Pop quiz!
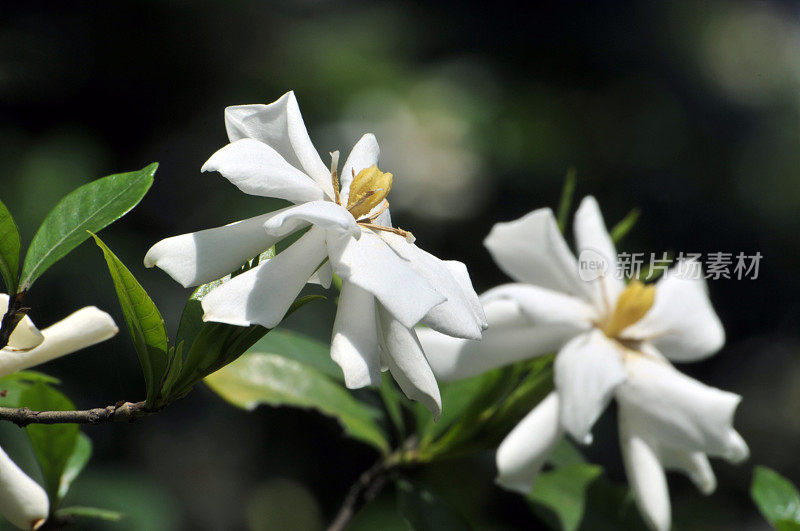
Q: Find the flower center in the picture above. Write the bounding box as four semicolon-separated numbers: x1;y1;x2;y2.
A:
601;280;655;338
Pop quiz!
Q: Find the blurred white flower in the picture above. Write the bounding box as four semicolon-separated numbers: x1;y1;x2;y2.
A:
144;91;486;417
418;197;748;530
0;294;118;530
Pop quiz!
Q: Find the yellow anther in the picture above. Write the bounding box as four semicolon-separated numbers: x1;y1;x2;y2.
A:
347;165;393;219
602;280;655;338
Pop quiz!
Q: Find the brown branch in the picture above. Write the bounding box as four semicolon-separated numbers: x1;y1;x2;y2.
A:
327;458;396;531
0;291;28;350
0;401;150;428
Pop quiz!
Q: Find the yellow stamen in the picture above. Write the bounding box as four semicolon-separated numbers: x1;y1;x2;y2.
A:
602;280;655;338
347;165;393;219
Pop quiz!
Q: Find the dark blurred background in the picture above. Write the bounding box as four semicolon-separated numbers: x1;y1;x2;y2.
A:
2;1;799;529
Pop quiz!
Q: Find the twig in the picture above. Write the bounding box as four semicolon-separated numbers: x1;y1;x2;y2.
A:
0;291;28;350
327;456;399;531
0;401;150;427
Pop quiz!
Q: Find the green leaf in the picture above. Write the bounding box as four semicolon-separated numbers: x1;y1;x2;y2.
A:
610;208;640;244
751;466;800;527
20;163;157;290
777;520;800;531
58;433;92;502
0;199;21;293
557;167;577;233
247;328;342;381
55;506;124;522
379;373;406;441
91;233;168;407
528;463;603;531
396;478;470;530
205;351;389;453
21;382;79;507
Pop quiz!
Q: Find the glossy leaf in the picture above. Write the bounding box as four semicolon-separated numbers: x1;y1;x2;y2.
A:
247;328;341;381
20;163;157;289
528;463;603;531
396;478;470;531
92;233;168;407
751;466;800;528
0;199;21;293
205;351;389;453
21;382;79;506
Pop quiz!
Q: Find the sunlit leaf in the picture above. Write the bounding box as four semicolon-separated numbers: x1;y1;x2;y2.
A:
205;351;389;453
19;163;157;290
396;478;470;530
0;199;21;293
21;382;79;506
528;463;603;531
751;466;800;528
247;328;341;381
91;233;168;407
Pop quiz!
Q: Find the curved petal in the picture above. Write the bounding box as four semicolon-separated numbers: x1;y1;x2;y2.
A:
573;196;624;307
224;91;334;198
481;284;597;328
554;330;626;444
379;233;484;340
0;294;43;350
201;227;327;328
327;229;444;329
0;446;49;530
376;304;441;419
331;281;381;388
496;392;563;494
0;307;118;378
619;413;671;531
621;265;725;362
420;294;584;381
202;138;325;203
263;200;359;239
144;210;287;288
616;354;749;462
442;261;488;329
308;260;332;289
659;445;716;495
340;134;380;203
484;208;594;302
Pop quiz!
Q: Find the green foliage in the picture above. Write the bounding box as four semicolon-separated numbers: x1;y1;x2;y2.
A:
19;163;157;290
396;478;470;530
751;466;800;529
0;199;21;293
557;167;577;233
529;463;603;531
610;208;640;244
205;349;389;453
92;233;168;408
55;506;124;522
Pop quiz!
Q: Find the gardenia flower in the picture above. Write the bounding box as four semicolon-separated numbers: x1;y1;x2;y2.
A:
417;197;748;531
144;91;486;417
0;294;118;530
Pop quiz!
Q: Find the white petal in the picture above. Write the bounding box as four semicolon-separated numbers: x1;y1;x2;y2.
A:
144;210;286;288
617;354;748;461
619;414;671;531
554;330;626;444
376;305;441;419
573;196;624;306
484;208;594;302
340;133;380;202
442;261;488;329
420;294;583;381
0;294;43;350
224;91;334;198
481;284;597;328
621;266;725;362
201;227;327;328
263;201;359;239
379;233;484;340
0;446;48;530
202;138;325;203
496;392;563;494
658;445;717;495
307;260;332;288
331;281;381;388
326;229;445;329
0;307;118;378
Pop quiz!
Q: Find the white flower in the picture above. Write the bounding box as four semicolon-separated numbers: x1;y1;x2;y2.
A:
417;197;748;530
0;294;118;530
144;91;486;417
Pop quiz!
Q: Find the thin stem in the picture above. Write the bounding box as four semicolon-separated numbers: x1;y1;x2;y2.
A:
0;401;150;427
327;453;401;531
